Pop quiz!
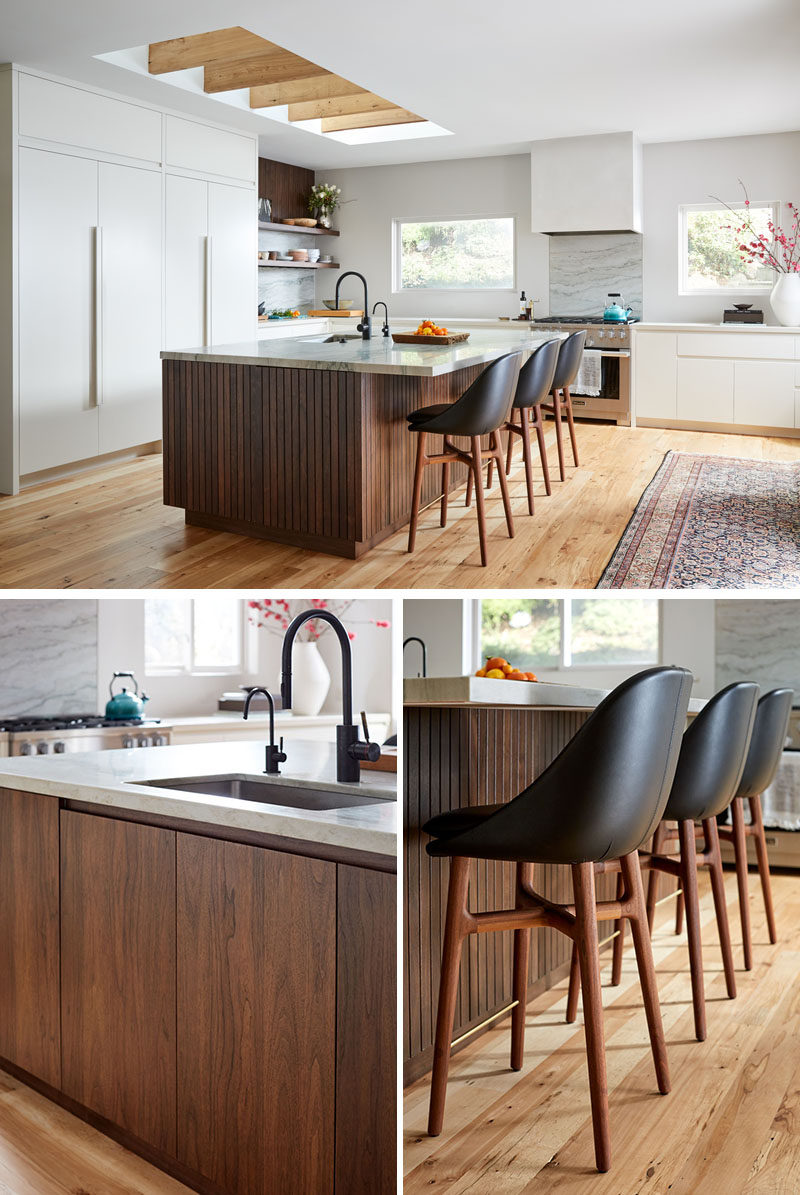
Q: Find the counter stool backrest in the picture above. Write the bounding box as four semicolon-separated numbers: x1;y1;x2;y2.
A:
552;329;587;391
665;683;759;823
427;666;693;864
513;338;561;410
412;351;523;438
735;688;793;799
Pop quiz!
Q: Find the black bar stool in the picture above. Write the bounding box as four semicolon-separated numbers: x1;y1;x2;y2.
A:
540;329;586;482
406;351;522;567
423;666;693;1173
572;683;759;1044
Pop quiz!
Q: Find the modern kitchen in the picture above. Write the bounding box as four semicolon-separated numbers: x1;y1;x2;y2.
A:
0;8;798;589
0;594;397;1194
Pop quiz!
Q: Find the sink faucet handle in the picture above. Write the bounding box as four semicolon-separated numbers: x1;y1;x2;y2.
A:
360;710;370;740
350;739;381;764
278;735;286;760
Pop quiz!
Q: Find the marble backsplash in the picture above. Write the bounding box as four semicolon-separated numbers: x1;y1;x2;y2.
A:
715;601;800;695
0;600;98;715
257;227;323;313
548;233;643;319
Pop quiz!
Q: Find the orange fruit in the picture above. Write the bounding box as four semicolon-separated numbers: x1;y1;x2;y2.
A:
475;667;487;677
485;657;507;671
524;672;538;682
485;668;505;679
507;671;526;681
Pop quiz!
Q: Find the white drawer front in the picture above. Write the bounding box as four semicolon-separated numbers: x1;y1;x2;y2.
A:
677;332;795;360
676;358;734;423
19;74;162;162
165;116;256;183
733;361;796;428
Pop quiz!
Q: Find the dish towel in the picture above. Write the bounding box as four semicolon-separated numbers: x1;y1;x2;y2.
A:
759;750;800;830
572;349;602;397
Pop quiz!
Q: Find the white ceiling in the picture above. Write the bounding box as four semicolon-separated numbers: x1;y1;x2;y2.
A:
2;0;799;169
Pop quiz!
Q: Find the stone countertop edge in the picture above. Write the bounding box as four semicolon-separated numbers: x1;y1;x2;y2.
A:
403;676;706;713
634;322;799;333
0;740;397;858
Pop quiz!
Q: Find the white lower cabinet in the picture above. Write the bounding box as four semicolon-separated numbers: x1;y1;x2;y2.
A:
676;357;734;424
733;360;796;428
634;331;677;420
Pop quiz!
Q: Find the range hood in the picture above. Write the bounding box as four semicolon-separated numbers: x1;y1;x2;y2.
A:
531;132;643;235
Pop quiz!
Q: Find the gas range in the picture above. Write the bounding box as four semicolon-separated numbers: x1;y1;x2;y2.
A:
0;714;173;757
532;315;638;349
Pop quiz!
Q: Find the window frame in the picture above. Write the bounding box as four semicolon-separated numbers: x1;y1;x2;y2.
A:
391;213;517;294
678;199;780;297
144;597;256;678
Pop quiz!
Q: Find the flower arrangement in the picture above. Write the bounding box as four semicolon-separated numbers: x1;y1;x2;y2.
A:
308;182;342;216
712;182;799;274
247;598;390;642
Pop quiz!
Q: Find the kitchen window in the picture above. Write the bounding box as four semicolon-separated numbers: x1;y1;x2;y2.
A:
144;597;249;676
478;597;659;673
679;201;779;294
392;216;515;291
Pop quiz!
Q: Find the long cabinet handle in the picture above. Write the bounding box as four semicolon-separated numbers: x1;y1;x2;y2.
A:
94;226;103;406
204;234;212;347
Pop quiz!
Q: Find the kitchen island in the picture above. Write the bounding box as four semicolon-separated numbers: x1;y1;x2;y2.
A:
0;740;396;1194
161;328;557;559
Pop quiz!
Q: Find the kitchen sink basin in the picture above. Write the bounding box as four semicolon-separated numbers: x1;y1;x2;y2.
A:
300;334;364;344
132;774;386;811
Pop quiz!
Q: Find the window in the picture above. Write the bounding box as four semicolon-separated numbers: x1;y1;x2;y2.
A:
479;597;659;672
145;597;246;675
393;217;515;291
680;201;778;294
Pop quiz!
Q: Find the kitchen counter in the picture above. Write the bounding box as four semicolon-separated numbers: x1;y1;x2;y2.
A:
404;675;706;711
0;738;397;858
636;321;799;333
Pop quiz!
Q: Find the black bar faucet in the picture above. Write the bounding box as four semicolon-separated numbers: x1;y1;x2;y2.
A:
281;609;380;783
243;687;287;774
372;300;390;337
403;636;428;677
335;271;371;340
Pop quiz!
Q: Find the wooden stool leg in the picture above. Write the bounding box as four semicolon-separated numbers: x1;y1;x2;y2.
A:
552;390;566;482
465;457;473;508
428;856;470;1137
704;818;736;999
620;852;670;1094
731;797;753;970
678;819;706;1042
675;886;684;935
491;430;515;539
566;941;580;1023
407;432;427;553
564;386;580;467
646;822;667;931
511;861;533;1070
486;456;494;490
750;795;777;944
572;861;611;1173
440;461;450;527
505;412;517;475
611;871;625;986
520;408;535;516
533;405;552;496
470;437;489;567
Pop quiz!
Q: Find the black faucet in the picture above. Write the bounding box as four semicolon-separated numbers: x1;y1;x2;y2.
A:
281;609;380;782
403;635;428;677
335;270;371;340
243;687;287;775
372;300;390;337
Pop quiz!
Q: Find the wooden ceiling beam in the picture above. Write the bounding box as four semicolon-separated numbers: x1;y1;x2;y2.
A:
321;108;425;132
203;48;328;93
288;92;402;122
250;76;366;109
149;27;263;74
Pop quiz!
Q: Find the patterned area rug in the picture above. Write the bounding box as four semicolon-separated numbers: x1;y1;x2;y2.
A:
598;450;800;589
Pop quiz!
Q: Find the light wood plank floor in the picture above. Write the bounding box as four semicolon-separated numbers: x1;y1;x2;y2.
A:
2;426;798;589
0;1070;192;1194
404;869;800;1192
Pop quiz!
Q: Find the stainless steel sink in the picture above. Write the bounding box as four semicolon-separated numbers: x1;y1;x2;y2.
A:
132;774;385;811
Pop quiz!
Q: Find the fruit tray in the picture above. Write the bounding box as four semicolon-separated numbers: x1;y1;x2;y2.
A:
392;332;470;346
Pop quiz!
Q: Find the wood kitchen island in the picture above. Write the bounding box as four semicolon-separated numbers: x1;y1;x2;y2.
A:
161;329;554;559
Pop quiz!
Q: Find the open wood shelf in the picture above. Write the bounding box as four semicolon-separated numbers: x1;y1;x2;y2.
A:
258;221;340;236
258;260;340;269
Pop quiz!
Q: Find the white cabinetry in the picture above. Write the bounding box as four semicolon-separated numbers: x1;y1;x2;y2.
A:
165;116;255;184
165;174;208;352
18;73;162;163
633;331;677;420
676;358;734;424
734;361;796;428
208;183;256;345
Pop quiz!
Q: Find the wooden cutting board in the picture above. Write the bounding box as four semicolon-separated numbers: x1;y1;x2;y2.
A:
307;309;363;318
360;746;397;773
392;332;470;345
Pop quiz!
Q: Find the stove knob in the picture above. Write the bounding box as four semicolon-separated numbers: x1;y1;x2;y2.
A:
137;735;150;748
36;741;50;755
122;735;135;749
19;741;33;756
607;329;616;339
598;330;605;338
153;734;168;747
53;741;66;754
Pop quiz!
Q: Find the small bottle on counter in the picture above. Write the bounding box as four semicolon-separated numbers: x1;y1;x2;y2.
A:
526;296;535;320
519;290;527;317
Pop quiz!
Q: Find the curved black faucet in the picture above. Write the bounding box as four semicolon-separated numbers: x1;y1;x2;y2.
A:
372;300;390;337
281;609;380;782
403;636;428;677
243;686;287;774
335;271;371;340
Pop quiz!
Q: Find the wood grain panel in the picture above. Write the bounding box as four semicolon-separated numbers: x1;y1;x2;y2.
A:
176;835;336;1195
403;706;618;1084
0;789;61;1089
258;156;314;219
251;76;365;109
60;811;177;1154
336;865;397;1195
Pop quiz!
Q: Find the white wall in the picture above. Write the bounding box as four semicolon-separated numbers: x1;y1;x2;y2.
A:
642;131;800;324
402;599;474;678
316;154;549;320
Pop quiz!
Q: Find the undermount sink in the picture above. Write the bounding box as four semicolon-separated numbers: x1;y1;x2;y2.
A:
132;774;385;811
300;334;364;344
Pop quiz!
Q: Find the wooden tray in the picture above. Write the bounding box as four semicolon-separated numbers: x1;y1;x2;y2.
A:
392;332;470;346
307;309;363;318
360;746;397;774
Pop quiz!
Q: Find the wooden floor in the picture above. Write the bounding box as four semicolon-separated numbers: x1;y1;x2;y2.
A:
0;1070;192;1194
404;869;800;1193
2;425;798;589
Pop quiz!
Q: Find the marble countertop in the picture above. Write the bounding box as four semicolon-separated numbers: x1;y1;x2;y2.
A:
0;740;397;858
404;676;706;712
161;328;563;377
635;322;799;334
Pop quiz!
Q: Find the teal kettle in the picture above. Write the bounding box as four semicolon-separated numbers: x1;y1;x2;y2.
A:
106;671;149;720
603;293;633;322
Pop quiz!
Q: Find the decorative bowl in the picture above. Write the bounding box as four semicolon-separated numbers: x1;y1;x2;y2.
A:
288;249;309;261
294;218;318;227
733;303;753;311
323;299;354;309
307;249;321;262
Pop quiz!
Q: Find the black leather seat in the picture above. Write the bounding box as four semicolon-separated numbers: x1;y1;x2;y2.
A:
423;666;693;1173
502;337;561;512
719;687;793;968
406;351;522;567
540;329;586;482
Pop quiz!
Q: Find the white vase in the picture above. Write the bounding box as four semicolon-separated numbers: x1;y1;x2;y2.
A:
285;640;330;717
769;272;800;327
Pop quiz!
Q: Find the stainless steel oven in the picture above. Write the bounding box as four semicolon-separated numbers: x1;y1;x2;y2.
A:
533;318;632;426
